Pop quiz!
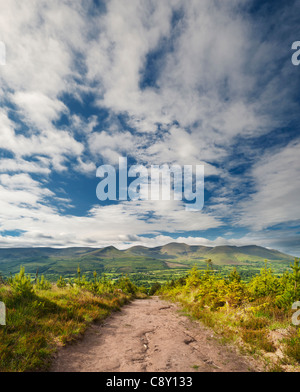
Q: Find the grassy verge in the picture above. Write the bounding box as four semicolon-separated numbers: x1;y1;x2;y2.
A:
0;269;146;372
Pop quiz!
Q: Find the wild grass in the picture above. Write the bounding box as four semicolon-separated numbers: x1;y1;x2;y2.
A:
0;268;144;372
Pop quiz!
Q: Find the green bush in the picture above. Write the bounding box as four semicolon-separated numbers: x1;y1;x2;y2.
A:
56;276;67;288
149;282;161;296
35;275;52;290
248;262;281;298
284;333;300;363
9;267;34;298
116;276;137;294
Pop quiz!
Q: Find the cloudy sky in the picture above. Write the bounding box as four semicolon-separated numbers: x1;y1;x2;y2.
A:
0;0;299;255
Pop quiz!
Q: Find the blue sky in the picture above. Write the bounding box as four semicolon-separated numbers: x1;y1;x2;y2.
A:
0;0;299;255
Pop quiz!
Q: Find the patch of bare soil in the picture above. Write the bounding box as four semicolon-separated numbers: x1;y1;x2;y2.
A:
49;297;260;372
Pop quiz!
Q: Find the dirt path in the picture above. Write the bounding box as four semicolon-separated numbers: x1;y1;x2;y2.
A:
50;297;257;372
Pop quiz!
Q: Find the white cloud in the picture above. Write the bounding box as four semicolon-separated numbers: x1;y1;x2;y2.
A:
88;130;139;164
0;0;298;252
0;170;221;247
0;158;51;175
0;0;87;171
83;0;296;174
75;158;97;175
236;140;300;230
0;109;83;171
12;91;68;129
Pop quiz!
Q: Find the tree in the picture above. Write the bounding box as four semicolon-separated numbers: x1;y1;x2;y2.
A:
77;265;81;281
206;259;213;271
291;258;300;299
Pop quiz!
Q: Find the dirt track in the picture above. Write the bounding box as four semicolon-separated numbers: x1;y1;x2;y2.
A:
50;297;257;372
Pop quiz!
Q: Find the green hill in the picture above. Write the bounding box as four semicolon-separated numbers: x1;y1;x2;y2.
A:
0;243;295;280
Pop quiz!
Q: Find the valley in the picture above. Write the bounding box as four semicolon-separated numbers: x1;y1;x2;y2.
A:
0;243;295;287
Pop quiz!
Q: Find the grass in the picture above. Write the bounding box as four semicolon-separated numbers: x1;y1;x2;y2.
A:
283;331;300;364
0;284;133;372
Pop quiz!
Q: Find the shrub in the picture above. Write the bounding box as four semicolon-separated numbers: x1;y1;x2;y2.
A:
241;329;276;353
9;267;34;298
276;258;300;308
227;267;241;283
149;282;161;296
116;276;137;294
57;276;67;288
283;334;300;363
35;275;52;290
248;262;281;298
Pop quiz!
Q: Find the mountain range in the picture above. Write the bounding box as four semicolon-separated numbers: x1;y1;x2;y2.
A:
0;242;295;278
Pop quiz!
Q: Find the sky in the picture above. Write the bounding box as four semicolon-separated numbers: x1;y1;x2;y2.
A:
0;0;299;255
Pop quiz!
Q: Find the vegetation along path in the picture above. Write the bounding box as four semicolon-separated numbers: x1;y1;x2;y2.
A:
50;297;257;372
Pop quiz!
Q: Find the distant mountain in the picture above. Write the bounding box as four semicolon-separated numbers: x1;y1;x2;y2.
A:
0;243;295;278
129;242;294;265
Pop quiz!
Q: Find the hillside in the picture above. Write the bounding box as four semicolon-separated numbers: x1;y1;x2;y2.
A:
0;243;295;280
